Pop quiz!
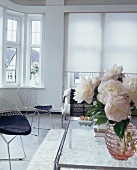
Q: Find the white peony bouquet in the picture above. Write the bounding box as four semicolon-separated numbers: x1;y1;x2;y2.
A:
74;64;137;139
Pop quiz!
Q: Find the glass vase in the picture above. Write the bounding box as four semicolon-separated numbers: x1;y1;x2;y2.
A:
105;123;137;160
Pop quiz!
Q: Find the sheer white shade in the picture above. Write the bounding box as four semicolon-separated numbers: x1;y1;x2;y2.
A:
67;50;101;72
66;13;137;73
103;13;137;73
66;13;102;72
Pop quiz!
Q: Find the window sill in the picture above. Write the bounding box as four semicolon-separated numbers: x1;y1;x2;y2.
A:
0;85;45;89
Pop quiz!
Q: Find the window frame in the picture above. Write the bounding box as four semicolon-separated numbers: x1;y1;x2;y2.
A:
4;14;21;87
26;15;43;87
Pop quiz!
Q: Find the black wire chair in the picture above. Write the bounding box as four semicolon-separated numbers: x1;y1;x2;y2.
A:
17;86;54;136
0;98;31;170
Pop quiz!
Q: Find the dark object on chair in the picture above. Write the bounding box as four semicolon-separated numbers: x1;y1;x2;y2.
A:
0;98;31;170
70;89;92;116
17;86;54;136
61;88;92;127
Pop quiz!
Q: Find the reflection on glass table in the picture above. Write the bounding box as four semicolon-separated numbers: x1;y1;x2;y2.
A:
54;117;137;170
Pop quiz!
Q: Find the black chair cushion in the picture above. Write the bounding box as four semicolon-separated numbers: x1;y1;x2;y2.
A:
34;105;52;111
0;115;31;135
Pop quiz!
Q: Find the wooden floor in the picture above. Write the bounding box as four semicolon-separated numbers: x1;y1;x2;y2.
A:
0;113;67;170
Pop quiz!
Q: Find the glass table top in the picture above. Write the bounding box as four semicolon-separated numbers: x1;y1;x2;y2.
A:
54;117;137;170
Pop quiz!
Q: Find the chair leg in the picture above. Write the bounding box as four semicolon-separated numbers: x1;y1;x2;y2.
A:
19;136;26;159
0;134;27;170
49;111;54;129
33;110;54;136
32;111;40;136
61;114;64;128
7;140;12;170
37;112;40;136
31;114;34;127
26;110;40;136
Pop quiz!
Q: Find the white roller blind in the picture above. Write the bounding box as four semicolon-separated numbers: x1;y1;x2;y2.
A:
66;13;102;72
103;13;137;73
66;13;137;73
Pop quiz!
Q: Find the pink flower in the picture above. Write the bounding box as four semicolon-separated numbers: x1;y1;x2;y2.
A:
105;96;132;122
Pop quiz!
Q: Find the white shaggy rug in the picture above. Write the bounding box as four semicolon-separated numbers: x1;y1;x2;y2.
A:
26;128;137;170
26;129;95;170
27;129;64;170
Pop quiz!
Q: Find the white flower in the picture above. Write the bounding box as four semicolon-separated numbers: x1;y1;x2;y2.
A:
103;64;123;81
97;79;126;104
123;76;137;107
73;78;94;104
92;76;100;89
74;64;137;127
105;95;132;122
32;62;39;68
31;62;39;75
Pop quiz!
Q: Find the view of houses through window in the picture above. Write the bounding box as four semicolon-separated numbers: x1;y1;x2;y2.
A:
6;17;19;83
6;47;17;83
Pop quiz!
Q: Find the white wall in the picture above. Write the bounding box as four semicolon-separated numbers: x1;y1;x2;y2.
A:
0;0;137;112
43;6;64;111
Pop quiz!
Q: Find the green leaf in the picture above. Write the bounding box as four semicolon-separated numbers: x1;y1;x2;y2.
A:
130;101;134;107
108;120;116;124
131;107;137;115
85;100;107;125
86;108;105;117
94;86;99;96
95;117;108;125
114;118;130;139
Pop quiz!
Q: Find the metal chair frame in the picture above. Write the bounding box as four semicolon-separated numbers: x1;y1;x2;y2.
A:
0;134;26;170
17;86;54;136
0;98;30;170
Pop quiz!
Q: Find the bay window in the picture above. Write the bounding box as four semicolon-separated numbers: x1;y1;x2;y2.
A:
2;12;43;87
